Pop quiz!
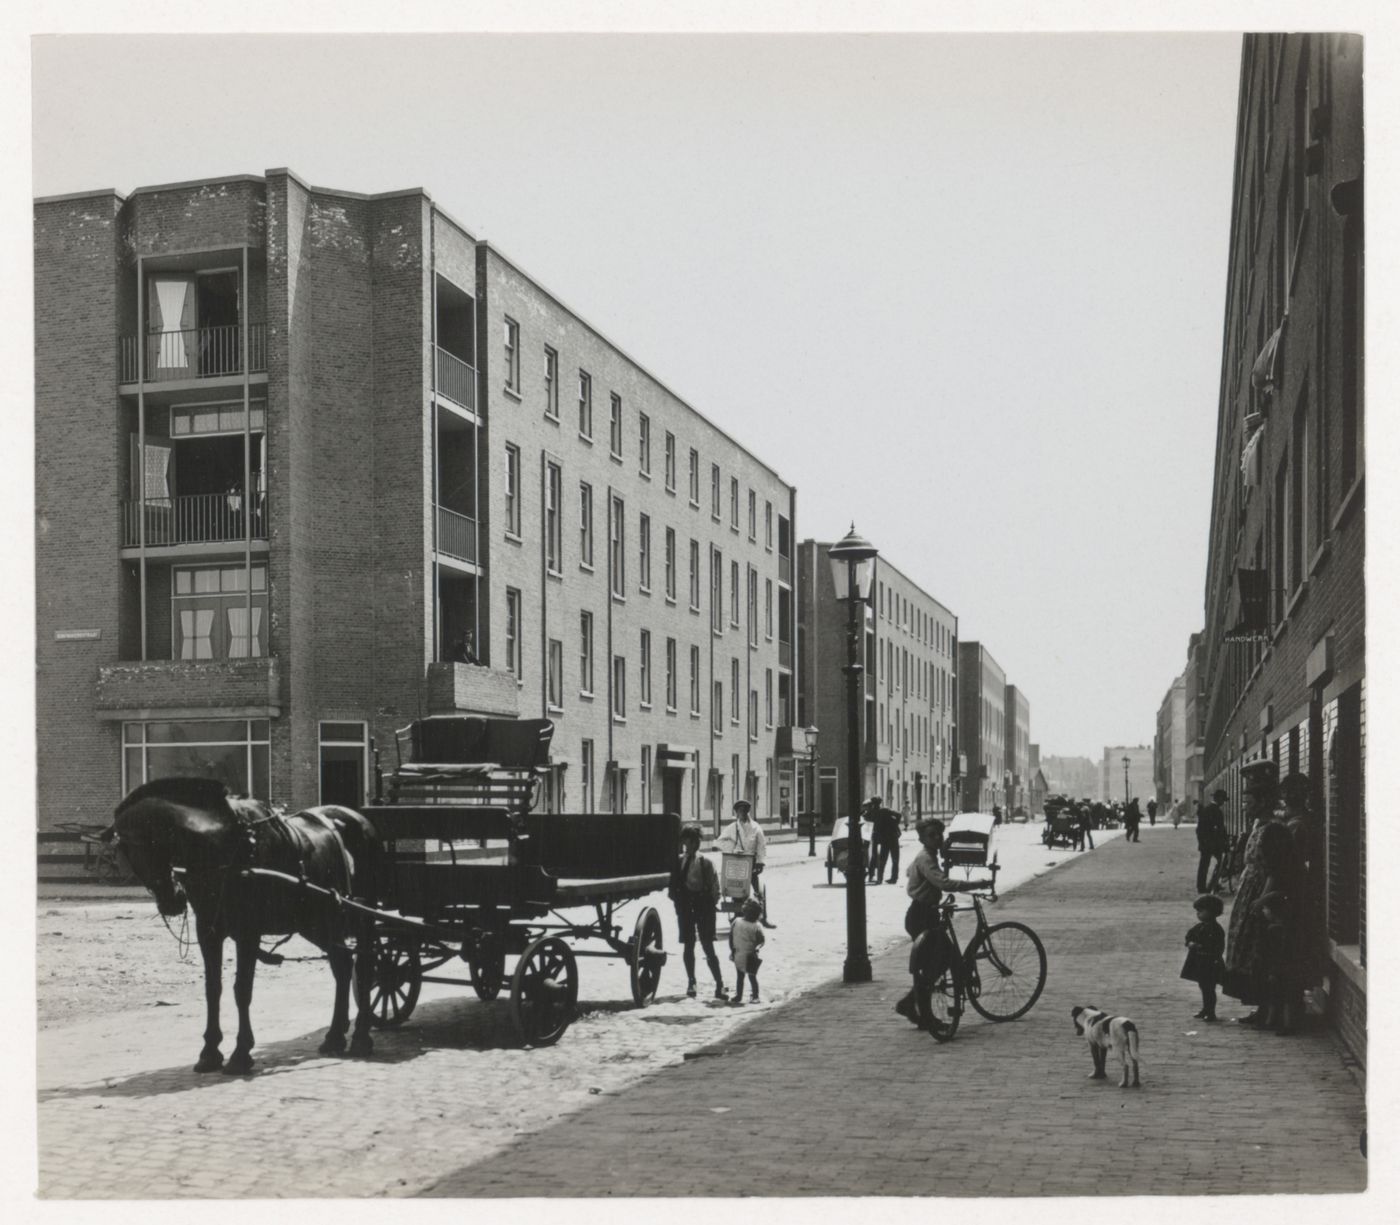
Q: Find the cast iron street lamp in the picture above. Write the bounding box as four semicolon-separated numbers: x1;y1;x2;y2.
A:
805;726;820;857
1122;755;1131;805
828;525;878;984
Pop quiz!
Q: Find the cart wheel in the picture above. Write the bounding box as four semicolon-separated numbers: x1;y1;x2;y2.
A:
469;935;506;1001
630;906;666;1007
912;936;961;1043
965;921;1047;1022
510;936;578;1047
368;934;422;1029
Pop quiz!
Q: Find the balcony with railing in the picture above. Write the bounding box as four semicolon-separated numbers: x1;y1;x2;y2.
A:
436;346;477;412
121;492;269;548
120;325;268;385
437;506;477;564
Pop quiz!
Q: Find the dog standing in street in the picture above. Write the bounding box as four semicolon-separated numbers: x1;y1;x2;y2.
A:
1071;1005;1142;1088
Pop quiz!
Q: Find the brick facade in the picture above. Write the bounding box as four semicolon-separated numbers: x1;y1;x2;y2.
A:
956;641;1005;812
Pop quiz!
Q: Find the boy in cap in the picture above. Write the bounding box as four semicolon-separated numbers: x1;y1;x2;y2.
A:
668;824;729;1000
717;799;775;928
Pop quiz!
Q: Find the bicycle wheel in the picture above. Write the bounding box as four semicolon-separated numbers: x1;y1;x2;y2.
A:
911;936;962;1043
964;921;1046;1022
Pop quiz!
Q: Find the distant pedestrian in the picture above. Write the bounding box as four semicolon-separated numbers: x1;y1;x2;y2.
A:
1181;893;1225;1021
1125;798;1142;842
1075;803;1094;851
1196;789;1229;893
728;898;765;1004
1147;798;1158;826
668;824;729;1001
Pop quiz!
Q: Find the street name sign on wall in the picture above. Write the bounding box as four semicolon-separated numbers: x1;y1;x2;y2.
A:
54;629;101;641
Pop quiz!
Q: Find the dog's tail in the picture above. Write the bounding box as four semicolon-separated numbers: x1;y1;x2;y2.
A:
1122;1019;1141;1064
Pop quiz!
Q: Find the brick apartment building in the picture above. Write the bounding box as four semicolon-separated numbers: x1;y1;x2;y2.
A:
955;641;1004;813
1154;672;1187;808
35;169;798;838
1182;631;1205;808
1002;683;1030;817
1198;34;1364;1062
795;544;958;826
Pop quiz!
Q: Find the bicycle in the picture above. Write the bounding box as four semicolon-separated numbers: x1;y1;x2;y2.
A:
1209;837;1244;896
58;820;139;885
911;868;1048;1042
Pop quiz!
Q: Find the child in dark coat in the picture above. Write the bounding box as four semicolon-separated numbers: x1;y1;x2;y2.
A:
1181;893;1225;1021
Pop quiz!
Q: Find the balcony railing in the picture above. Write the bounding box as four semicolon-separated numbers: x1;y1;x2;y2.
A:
121;491;269;548
778;553;792;584
437;506;477;564
436;346;477;411
120;325;268;384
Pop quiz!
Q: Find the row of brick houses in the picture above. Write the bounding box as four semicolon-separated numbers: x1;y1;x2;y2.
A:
1170;33;1364;1064
33;167;1030;852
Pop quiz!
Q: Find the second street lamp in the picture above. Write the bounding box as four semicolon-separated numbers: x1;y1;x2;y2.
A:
1122;755;1131;805
828;525;878;984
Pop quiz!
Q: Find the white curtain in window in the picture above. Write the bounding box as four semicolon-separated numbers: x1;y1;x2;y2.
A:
179;609;215;659
226;606;264;658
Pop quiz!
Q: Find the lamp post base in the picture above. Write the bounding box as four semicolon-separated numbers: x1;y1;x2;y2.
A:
842;956;873;984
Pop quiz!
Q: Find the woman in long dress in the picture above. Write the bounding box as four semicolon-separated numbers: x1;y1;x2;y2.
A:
1222;762;1289;1023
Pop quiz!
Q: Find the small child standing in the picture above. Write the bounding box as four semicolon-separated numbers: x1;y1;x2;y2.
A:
1180;893;1226;1021
729;898;765;1004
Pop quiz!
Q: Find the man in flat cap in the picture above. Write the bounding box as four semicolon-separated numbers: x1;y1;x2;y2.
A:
1196;787;1230;893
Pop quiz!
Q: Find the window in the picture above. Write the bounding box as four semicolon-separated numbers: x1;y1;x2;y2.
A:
730;559;740;626
503;317;520;394
690;646;701;714
173;563;268;660
731;658;741;722
641;745;652;813
765;579;773;639
504;444;521;536
579;482;594;568
610;392;623;458
123;719;270;799
548;639;564;709
639;412;651;475
666;637;678;710
765;501;773;549
730;477;739;529
711;550;723;631
664;527;677;601
665;431;676;492
748;568;758;644
748;490;756;540
545;462;562;574
713;681;723;732
689;449;700;505
640;630;652;706
319;721;368;808
639;513;652;592
544;346;559;419
689;539;701;610
749;690;758;740
613;655;627;720
765;669;773;727
610;495;626;597
711;464;721;519
505;587;521;680
581;739;594;813
580;611;594;695
578;370;592;438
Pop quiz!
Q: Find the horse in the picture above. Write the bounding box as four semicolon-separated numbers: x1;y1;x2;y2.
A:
107;777;381;1075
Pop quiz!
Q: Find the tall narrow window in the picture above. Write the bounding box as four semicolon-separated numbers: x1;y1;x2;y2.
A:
664;527;677;601
765;501;773;549
665;431;676;492
689;449;700;506
765;578;773;639
545;461;562;575
610;495;626;597
748;567;758;644
690;645;701;713
579;482;594;568
641;745;652;813
749;690;758;740
730;477;739;529
639;513;652;592
504;444;521;536
689;539;701;610
711;550;723;631
639;412;651;475
503;317;520;393
548;638;564;709
610;392;623;458
765;668;773;727
748;490;756;540
640;630;652;706
505;587;521;680
666;637;678;710
612;655;627;720
731;658;740;722
578;370;592;438
581;739;594;813
711;464;721;519
543;346;559;419
730;559;740;626
713;681;723;732
580;611;594;695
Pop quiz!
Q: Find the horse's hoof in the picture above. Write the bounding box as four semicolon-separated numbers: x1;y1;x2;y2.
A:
318;1034;347;1056
223;1053;255;1076
349;1035;374;1058
194;1052;224;1074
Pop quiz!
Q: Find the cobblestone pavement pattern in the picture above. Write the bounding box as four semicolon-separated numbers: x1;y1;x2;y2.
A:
425;829;1366;1197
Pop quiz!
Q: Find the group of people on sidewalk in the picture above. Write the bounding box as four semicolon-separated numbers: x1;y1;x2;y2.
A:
1181;760;1320;1034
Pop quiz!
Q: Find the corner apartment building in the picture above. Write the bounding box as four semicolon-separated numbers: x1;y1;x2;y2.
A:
1002;684;1030;816
796;545;957;824
1154;673;1187;807
1102;745;1153;806
34;169;798;837
1198;34;1364;1061
956;641;1004;812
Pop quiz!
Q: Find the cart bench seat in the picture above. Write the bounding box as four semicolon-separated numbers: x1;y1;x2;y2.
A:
362;805;517;843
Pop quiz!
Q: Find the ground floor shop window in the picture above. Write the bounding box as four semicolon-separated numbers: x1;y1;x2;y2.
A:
123;718;270;799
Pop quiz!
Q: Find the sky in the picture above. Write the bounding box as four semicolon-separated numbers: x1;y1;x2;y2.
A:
2;25;1320;762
